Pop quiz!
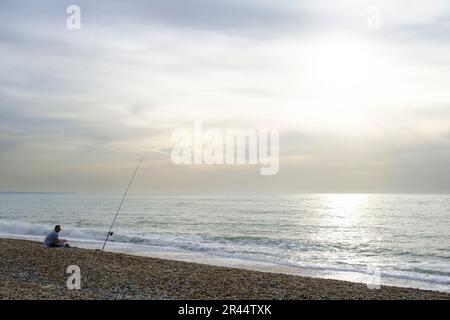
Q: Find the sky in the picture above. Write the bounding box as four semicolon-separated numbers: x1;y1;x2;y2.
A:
1;0;450;194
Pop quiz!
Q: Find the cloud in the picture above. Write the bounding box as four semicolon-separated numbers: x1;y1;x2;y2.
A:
0;0;450;193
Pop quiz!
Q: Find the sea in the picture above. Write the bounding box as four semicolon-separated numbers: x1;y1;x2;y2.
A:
0;193;449;292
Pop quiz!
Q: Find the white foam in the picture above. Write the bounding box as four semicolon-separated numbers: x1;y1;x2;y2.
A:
0;219;96;240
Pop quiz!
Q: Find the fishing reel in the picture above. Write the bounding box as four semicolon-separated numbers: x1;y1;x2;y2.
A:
107;231;114;237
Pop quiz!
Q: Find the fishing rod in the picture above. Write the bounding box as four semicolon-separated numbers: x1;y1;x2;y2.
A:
101;152;146;252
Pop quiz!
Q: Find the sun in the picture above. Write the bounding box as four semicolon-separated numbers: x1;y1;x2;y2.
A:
278;34;391;132
305;35;385;99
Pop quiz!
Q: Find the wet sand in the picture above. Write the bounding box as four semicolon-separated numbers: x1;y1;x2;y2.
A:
0;238;449;300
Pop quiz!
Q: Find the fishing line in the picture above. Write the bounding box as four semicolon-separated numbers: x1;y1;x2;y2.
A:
101;152;146;252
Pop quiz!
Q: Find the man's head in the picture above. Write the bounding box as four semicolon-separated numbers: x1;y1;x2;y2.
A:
55;225;61;233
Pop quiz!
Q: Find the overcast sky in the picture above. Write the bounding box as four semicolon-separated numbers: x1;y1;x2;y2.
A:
1;0;450;194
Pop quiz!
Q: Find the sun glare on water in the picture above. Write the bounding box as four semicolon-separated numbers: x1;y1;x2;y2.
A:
326;194;369;227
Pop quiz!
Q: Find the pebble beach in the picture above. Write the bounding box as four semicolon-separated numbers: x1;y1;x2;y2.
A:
0;238;449;300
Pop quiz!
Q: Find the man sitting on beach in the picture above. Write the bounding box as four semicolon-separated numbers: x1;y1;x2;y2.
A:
44;225;70;248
